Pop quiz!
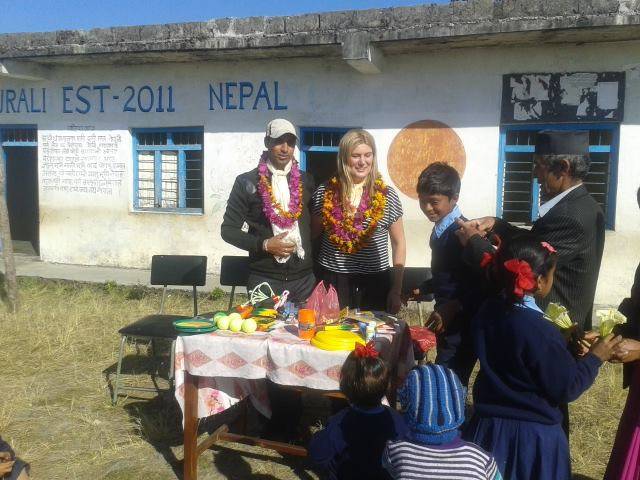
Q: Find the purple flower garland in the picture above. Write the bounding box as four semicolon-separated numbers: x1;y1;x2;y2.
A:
257;151;303;229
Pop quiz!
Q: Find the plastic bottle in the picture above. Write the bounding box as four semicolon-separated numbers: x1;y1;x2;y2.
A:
297;308;316;340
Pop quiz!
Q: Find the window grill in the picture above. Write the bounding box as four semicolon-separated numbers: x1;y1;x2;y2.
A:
137;132;167;146
1;127;37;145
499;125;617;228
185;150;204;209
137;152;156;208
173;132;203;146
303;130;343;148
133;128;204;212
161;151;178;208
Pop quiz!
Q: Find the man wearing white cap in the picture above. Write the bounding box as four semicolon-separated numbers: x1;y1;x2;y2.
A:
221;118;316;303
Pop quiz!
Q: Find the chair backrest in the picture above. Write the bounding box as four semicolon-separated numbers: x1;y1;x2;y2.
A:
220;256;250;288
150;255;207;287
402;267;434;300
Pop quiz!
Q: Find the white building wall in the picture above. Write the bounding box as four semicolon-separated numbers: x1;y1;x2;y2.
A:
1;41;639;303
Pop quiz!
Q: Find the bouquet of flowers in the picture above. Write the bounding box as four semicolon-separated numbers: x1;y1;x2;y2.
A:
545;302;590;354
545;303;573;331
596;309;627;337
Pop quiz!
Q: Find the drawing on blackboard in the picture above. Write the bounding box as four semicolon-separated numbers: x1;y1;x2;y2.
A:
502;72;625;123
510;75;549;120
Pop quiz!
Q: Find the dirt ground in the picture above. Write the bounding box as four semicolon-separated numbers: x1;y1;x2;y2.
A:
0;278;628;479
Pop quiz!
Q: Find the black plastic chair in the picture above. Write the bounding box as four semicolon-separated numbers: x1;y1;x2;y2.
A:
220;255;251;311
402;267;434;323
112;255;207;405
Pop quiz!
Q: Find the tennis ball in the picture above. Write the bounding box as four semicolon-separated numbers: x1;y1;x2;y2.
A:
242;318;257;333
216;315;230;330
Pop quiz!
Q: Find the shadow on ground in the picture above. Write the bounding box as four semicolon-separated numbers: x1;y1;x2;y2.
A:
212;444;317;480
118;387;314;480
123;394;185;478
102;339;335;479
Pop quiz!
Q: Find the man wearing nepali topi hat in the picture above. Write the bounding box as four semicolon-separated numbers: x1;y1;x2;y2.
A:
456;131;605;441
457;130;605;332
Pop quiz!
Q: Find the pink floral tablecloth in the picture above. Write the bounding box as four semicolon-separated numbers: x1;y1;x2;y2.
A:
174;323;413;421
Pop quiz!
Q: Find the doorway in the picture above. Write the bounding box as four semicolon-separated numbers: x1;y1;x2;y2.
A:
300;127;354;186
1;127;39;256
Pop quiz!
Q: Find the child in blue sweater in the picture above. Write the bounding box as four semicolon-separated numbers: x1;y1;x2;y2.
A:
383;364;501;480
309;342;408;480
414;162;481;385
464;234;621;480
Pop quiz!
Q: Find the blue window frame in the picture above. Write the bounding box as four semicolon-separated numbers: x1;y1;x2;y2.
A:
299;127;355;185
497;123;619;229
0;126;38;148
0;125;38;174
132;127;204;213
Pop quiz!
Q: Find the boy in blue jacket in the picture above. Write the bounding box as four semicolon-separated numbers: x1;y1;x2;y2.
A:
413;162;481;385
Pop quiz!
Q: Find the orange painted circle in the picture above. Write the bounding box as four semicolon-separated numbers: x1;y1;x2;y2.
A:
387;120;466;199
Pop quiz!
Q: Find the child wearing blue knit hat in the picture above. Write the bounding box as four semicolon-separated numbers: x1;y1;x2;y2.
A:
383;364;502;480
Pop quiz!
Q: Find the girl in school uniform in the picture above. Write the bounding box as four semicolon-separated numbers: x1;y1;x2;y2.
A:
309;342;408;480
463;234;622;480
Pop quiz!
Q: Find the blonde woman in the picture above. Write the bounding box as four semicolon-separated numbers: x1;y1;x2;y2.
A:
311;129;406;314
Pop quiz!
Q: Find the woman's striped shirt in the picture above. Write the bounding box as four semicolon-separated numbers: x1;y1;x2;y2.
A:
382;439;501;480
311;182;403;274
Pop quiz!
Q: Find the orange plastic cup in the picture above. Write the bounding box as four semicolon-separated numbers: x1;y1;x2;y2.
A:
297;309;316;340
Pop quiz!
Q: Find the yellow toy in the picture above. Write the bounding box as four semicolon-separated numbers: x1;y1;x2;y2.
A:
311;330;366;351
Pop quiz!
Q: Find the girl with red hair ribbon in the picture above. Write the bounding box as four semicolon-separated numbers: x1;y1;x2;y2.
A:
309;341;407;480
465;234;622;480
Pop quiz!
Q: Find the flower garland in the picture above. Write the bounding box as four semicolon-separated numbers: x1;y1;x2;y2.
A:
322;176;387;254
257;151;303;229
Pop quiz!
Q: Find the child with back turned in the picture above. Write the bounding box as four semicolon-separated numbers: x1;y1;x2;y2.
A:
309;342;408;480
464;234;622;479
383;364;501;479
414;162;480;385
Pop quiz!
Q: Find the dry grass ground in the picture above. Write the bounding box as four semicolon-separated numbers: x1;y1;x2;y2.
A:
0;278;629;479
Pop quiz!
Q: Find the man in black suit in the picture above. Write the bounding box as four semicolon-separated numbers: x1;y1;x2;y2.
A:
457;131;606;437
458;130;605;330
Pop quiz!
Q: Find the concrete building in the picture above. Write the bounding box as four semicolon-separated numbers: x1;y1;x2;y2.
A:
0;0;639;304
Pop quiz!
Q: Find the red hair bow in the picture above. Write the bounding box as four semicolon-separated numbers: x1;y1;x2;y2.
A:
355;341;379;359
541;241;556;254
480;251;495;268
504;259;537;298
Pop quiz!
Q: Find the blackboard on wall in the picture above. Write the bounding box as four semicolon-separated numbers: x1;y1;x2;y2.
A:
501;72;625;124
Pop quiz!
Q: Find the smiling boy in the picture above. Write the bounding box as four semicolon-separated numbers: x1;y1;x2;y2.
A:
414;162;480;386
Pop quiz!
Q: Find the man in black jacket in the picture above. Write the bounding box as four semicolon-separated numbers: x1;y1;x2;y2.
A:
221;119;316;440
221;119;316;303
457;130;605;437
458;130;605;330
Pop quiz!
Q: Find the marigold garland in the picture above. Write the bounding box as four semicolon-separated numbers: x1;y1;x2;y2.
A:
257;151;303;229
321;176;387;254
